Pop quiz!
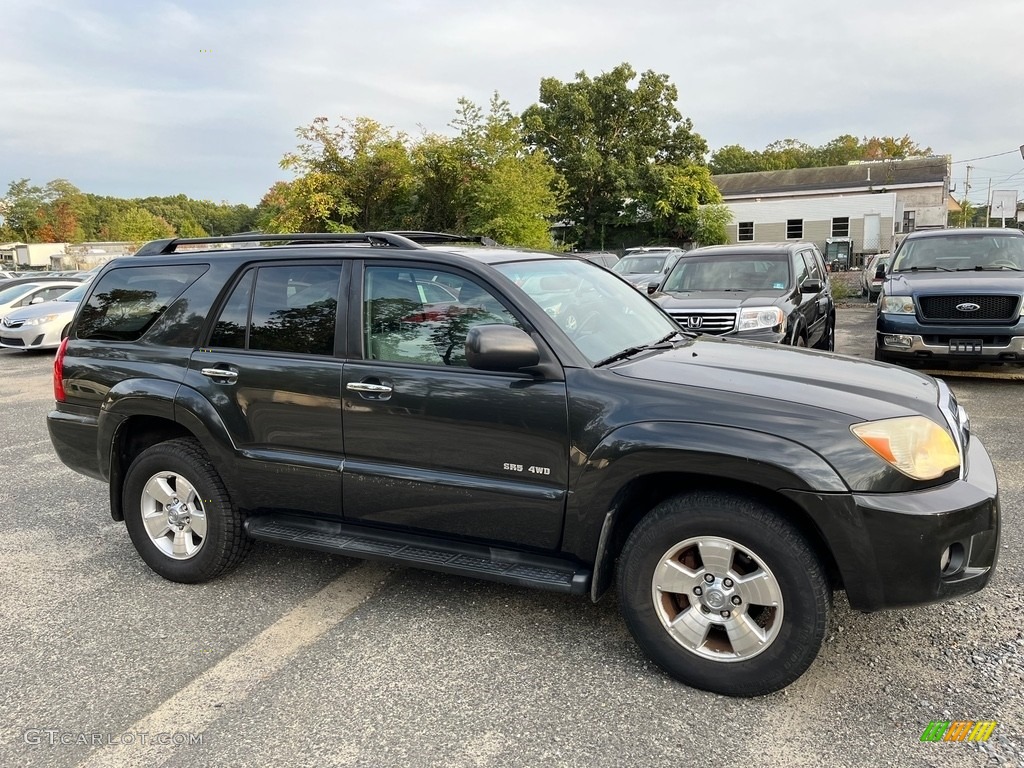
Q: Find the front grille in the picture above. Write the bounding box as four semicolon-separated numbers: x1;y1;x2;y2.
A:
919;294;1019;321
668;311;736;334
1;318;23;329
0;336;24;346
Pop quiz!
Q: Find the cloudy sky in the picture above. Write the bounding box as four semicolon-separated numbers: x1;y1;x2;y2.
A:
3;0;1023;212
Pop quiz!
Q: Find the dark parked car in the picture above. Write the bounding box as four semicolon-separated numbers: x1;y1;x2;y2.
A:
875;228;1024;365
653;242;835;350
48;232;998;697
612;247;685;291
576;251;619;269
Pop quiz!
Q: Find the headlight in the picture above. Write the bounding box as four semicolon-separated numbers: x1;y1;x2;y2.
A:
737;306;786;332
23;314;60;326
851;416;959;480
879;295;915;314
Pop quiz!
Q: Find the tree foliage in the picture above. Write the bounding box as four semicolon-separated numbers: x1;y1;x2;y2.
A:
522;63;711;249
709;134;933;175
0;178;258;243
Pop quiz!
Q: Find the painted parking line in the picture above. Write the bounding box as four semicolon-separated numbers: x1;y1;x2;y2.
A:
75;562;391;768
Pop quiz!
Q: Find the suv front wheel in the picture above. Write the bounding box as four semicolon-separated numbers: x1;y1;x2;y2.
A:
617;492;831;696
123;438;251;583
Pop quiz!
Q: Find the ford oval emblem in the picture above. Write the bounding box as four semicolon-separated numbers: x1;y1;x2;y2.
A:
956;302;981;312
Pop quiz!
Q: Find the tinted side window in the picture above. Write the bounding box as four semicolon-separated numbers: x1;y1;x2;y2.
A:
801;251;822;280
248;265;341;355
210;271;254;349
78;265;207;341
364;266;520;366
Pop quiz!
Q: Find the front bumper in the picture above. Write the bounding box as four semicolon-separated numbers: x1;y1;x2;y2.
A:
786;435;999;612
0;320;65;350
876;312;1024;362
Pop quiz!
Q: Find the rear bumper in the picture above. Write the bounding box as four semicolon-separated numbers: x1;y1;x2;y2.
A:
47;407;104;481
787;435;999;612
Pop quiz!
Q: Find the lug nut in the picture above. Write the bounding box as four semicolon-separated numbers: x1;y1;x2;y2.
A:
703;573;715;583
701;606;710;613
693;586;703;596
723;578;733;588
720;610;731;619
731;595;742;605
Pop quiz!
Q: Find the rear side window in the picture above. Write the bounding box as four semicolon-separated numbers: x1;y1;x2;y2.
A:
77;265;207;342
210;265;342;356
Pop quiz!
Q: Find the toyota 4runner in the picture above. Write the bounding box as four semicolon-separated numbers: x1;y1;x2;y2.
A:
48;232;1000;697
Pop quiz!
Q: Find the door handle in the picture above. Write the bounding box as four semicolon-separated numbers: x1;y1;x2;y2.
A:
346;382;393;394
201;367;239;381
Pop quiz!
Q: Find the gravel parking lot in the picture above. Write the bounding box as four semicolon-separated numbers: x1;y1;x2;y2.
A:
1;309;1020;768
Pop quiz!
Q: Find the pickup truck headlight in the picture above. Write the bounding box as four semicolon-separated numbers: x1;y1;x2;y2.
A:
851;416;959;480
738;306;786;332
879;295;915;314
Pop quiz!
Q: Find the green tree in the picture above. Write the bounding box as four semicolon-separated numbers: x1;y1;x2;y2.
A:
107;206;176;242
452;94;564;249
523;63;709;249
0;178;46;241
278;116;416;231
710;134;933;175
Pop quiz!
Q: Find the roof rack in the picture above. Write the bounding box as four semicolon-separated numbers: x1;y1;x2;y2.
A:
133;232;426;256
390;231;499;247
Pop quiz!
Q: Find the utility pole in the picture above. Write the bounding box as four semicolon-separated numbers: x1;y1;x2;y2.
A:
962;165;972;227
986;178;993;227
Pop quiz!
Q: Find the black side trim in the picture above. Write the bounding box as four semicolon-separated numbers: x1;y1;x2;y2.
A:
246;515;590;594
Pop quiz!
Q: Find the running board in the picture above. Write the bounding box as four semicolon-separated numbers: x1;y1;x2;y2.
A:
245;516;591;595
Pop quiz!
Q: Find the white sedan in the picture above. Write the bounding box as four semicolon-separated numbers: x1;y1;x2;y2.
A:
0;281;87;350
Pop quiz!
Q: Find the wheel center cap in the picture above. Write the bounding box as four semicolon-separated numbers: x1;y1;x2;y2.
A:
704;590;726;610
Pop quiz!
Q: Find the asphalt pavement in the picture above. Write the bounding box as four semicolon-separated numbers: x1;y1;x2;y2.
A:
0;311;1020;768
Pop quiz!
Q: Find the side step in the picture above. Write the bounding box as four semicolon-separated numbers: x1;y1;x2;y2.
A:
245;515;591;595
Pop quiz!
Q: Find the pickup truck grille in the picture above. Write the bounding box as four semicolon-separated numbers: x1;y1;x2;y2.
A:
919;294;1019;321
667;311;736;334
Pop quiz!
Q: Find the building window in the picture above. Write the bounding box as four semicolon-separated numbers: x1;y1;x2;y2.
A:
832;217;850;237
903;210;916;233
738;222;754;241
786;219;803;240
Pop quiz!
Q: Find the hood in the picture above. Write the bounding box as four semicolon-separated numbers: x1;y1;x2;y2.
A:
653;289;787;310
886;270;1024;294
613;335;939;421
1;298;77;322
620;272;661;286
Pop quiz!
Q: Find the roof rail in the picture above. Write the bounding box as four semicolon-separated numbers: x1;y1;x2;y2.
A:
390;231;499;247
133;232;426;256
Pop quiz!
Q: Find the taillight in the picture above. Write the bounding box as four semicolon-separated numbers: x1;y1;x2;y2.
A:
54;337;68;402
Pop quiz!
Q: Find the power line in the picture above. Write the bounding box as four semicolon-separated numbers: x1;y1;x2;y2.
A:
951;149;1020;165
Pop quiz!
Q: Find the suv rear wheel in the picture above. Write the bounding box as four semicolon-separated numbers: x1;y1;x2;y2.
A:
617;492;830;696
123;438;250;583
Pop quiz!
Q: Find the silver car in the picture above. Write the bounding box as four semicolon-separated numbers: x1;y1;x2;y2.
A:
0;281;88;350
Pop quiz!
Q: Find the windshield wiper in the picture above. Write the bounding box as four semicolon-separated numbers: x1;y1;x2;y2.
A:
594;331;686;368
897;266;952;272
956;265;1023;271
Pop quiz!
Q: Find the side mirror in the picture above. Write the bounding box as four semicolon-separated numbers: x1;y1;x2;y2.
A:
646;280;660;295
875;265;887;279
465;324;540;372
801;278;824;294
30;296;46;304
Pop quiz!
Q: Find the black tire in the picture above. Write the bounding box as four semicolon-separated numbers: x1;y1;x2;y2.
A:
814;316;835;351
123;438;250;583
873;345;890;363
617;492;831;696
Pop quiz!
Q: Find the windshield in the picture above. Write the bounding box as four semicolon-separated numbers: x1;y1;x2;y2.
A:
56;283;89;302
664;255;791;292
612;255;668;275
495;259;677;364
892;234;1024;272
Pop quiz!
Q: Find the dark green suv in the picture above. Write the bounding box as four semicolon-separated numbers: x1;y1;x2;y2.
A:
48;232;1000;697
